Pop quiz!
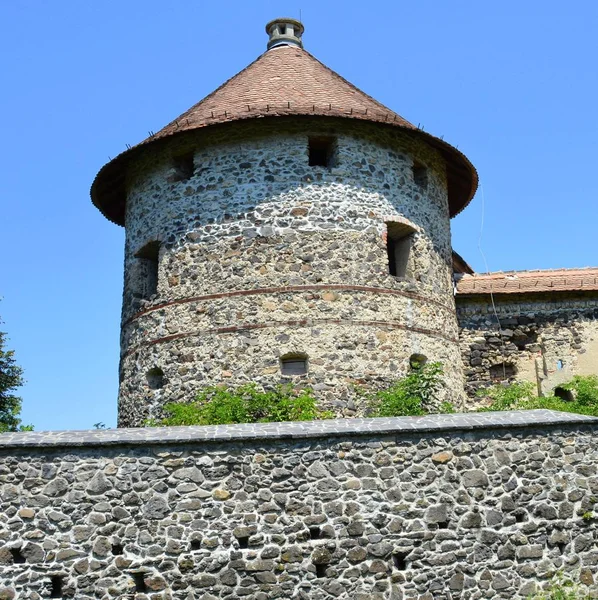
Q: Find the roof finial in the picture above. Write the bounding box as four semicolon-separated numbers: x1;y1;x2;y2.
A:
265;18;304;50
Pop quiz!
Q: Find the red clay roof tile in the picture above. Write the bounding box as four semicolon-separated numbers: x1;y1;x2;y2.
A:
91;46;477;225
456;268;598;295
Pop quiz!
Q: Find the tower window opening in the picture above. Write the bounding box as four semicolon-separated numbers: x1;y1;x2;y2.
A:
386;222;415;278
146;367;164;390
50;576;63;598
132;573;147;593
315;563;327;578
409;354;428;370
238;536;249;549
392;553;408;571
111;543;124;556
412;161;428;189
308;136;335;167
281;353;308;376
556;359;564;370
172;151;195;181
10;548;26;564
135;241;160;300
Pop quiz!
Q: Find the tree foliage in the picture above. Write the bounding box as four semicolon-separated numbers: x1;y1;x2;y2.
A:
0;328;29;432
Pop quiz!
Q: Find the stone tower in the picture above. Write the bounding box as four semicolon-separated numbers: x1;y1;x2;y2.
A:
91;18;478;427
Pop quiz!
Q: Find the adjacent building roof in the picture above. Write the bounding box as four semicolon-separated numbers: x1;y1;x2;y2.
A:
456;267;598;295
91;44;478;226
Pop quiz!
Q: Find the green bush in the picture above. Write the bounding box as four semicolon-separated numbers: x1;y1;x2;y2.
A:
477;375;598;417
527;572;590;599
151;383;332;426
369;362;447;417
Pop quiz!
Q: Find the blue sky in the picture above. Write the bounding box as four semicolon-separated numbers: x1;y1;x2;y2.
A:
1;1;596;431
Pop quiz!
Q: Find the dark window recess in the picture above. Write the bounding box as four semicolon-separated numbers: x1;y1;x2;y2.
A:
392;553;407;571
409;354;428;370
146;367;164;390
111;544;124;556
308;136;335;167
315;564;327;578
514;510;526;523
412;161;428;189
132;573;148;593
386;223;415;278
556;541;567;555
10;548;25;564
489;363;516;381
172;152;194;181
281;354;308;376
190;539;202;551
554;387;574;402
309;527;321;540
238;536;249;549
50;576;63;598
135;241;160;300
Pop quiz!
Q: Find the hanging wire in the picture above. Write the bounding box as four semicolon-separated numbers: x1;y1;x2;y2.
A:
477;183;508;380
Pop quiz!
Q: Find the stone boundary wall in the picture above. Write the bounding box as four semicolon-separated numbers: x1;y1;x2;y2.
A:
1;411;598;599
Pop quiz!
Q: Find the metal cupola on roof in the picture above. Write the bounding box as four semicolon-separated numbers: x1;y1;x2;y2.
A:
265;17;304;49
92;19;478;427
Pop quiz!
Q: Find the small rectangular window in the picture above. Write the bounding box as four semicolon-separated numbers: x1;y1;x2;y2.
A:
172;152;194;181
281;355;308;376
135;241;160;300
386;223;415;279
308;137;335;167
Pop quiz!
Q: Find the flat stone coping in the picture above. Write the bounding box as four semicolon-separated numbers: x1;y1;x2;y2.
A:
0;410;595;449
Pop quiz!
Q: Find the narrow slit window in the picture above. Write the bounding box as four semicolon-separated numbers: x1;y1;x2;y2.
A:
135;241;160;300
412;161;428;189
132;573;147;593
386;222;415;278
308;136;335;167
172;151;194;181
281;353;308;376
50;576;63;598
315;564;327;578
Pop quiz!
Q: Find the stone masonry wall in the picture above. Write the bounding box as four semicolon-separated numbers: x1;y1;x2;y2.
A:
119;118;463;427
457;292;598;398
0;411;597;599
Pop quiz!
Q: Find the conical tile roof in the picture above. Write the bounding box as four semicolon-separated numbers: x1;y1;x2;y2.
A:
91;45;477;225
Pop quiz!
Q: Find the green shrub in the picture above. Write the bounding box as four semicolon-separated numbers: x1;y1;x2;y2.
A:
527;572;590;599
476;381;536;411
369;362;447;417
477;375;598;417
562;375;598;407
150;383;332;426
